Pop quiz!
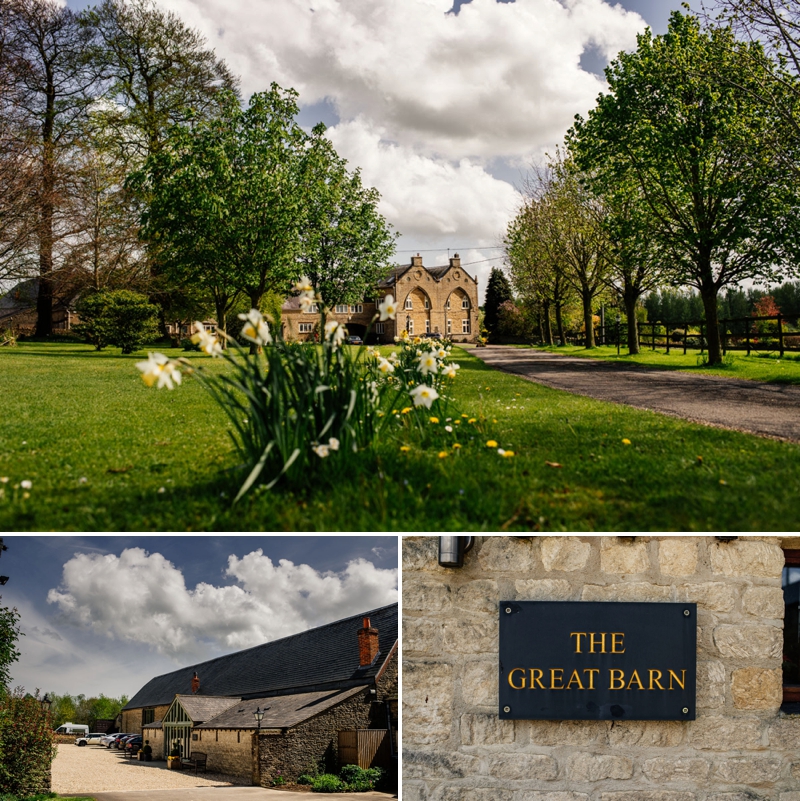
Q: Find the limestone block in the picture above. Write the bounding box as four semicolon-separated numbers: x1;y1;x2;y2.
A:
792;761;800;780
488;753;558;781
600;538;651;574
709;540;784;579
768;717;800;747
607;721;684;748
642;757;711;783
679;583;735;612
402;661;453;745
403;749;482;779
526;720;607;747
461;712;515;745
731;667;783;709
599;793;695;801
659;538;699;577
404;617;446;654
515;579;573;601
441;789;515;801
461;660;497;707
713;757;782;784
582;583;672;602
478;536;538;572
455;580;499;614
688;717;763;751
781;794;800;801
541;537;591;572
713;625;782;660
401;783;427;801
404;577;452;612
519;794;590;801
743;586;785;619
707;795;767;801
697;661;726;709
443;617;497;655
566;753;633;782
403;537;440;571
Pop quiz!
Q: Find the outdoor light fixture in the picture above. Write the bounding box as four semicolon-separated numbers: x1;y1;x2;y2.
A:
253;706;264;731
0;577;8;586
40;694;52;714
438;536;474;568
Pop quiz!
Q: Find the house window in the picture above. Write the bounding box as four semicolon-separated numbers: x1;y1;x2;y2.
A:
462;319;470;334
405;297;413;310
447;319;452;334
304;303;318;314
462;298;469;309
445;299;450;310
335;304;348;314
142;708;155;726
425;320;430;333
408;320;414;334
424;298;429;309
299;323;313;333
349;304;363;313
375;323;385;334
784;548;800;708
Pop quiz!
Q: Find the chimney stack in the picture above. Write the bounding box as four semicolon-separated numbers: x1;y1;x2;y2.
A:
191;672;200;694
358;617;380;667
411;254;423;268
449;253;461;269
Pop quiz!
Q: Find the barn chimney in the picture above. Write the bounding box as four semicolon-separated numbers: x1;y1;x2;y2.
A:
191;672;200;694
358;617;380;667
411;253;423;268
449;253;461;268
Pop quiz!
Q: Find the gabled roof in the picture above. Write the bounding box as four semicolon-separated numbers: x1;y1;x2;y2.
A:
196;686;366;731
123;603;397;711
172;695;240;724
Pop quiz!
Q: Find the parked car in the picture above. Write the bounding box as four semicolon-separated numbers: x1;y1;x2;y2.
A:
115;734;136;749
56;723;89;736
422;332;443;340
100;732;123;747
346;335;363;345
124;736;143;757
75;733;105;747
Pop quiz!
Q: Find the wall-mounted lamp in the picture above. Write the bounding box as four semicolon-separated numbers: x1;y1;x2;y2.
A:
438;536;474;568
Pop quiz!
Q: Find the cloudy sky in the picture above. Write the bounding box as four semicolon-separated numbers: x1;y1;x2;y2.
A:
64;0;691;300
0;535;398;699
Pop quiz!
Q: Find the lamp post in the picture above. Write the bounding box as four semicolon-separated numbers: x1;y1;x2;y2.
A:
252;706;265;787
40;694;52;714
253;707;264;732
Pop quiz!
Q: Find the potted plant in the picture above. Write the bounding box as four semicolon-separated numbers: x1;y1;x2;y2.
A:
137;748;144;761
167;741;181;769
143;740;153;762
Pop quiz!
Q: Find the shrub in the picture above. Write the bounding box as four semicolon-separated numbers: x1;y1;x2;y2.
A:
75;291;159;354
339;764;384;791
0;691;56;795
310;774;345;793
296;774;315;785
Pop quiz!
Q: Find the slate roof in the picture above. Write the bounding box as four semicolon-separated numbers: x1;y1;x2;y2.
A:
123;603;397;711
196;687;366;730
174;695;240;723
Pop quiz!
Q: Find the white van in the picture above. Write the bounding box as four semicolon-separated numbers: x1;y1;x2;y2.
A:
55;723;89;735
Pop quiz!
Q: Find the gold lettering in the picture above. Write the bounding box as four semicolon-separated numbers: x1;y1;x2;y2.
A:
668;670;686;690
570;632;587;653
565;669;585;690
530;669;545;690
589;632;607;653
508;668;526;690
609;669;625;690
611;633;625;654
583;668;599;690
550;668;564;690
648;670;664;690
626;669;645;690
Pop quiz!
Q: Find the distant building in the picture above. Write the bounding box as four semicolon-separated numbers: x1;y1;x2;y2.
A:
121;604;397;786
281;254;480;343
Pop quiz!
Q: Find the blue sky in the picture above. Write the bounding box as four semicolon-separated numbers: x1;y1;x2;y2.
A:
0;535;398;699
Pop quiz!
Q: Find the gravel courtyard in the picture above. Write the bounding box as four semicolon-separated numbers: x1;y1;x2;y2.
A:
52;744;249;793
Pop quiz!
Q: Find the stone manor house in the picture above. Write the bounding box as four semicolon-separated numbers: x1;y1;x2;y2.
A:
121;604;397;785
281;254;480;343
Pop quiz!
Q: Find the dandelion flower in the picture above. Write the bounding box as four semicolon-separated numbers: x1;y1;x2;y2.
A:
429;417;439;424
622;438;631;446
312;444;331;458
0;477;7;484
438;451;448;459
157;486;166;494
190;321;222;356
400;445;411;452
137;352;182;390
486;440;498;448
379;294;398;321
401;406;413;414
20;480;32;490
410;384;440;408
499;449;515;458
468;418;477;424
452;443;462;450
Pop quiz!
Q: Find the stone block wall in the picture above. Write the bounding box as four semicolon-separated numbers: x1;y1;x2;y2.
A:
198;728;254;776
121;703;170;736
403;536;799;801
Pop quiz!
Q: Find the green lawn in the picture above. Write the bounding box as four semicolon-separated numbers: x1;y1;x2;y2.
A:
1;341;799;531
532;343;800;384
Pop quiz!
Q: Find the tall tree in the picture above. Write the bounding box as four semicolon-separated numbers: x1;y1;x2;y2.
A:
297;125;396;309
570;12;797;364
483;267;514;336
0;599;21;693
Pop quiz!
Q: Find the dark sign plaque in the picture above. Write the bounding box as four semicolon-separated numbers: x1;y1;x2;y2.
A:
499;601;696;721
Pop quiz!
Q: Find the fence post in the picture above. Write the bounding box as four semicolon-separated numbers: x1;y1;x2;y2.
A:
746;319;751;356
683;324;688;355
666;321;671;355
617;320;621;355
778;315;784;357
700;322;705;354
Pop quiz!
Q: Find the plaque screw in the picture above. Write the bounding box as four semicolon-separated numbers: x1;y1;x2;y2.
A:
503;706;511;713
505;607;512;614
683;609;691;616
682;707;689;714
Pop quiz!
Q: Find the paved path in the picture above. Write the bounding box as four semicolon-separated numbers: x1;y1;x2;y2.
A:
473;347;800;442
80;789;394;801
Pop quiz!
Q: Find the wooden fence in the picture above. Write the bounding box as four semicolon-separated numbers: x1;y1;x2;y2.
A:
338;729;393;770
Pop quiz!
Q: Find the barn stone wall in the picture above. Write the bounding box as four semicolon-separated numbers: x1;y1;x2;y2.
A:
402;535;800;801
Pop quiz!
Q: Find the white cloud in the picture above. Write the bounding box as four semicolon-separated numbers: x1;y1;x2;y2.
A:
46;548;397;661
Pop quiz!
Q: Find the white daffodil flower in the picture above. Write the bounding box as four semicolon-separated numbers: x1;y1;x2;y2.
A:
410;384;440;408
20;480;32;490
437;347;448;359
418;351;439;376
377;358;395;374
238;309;272;346
325;320;346;347
379;294;397;321
312;444;330;458
299;295;316;311
293;276;314;296
387;351;399;364
190;321;222;357
328;438;340;451
136;352;182;390
443;363;461;379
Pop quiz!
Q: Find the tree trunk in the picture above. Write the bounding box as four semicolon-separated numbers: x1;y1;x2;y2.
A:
554;303;565;346
214;296;228;349
623;282;640;355
542;301;553;345
582;289;595;348
699;283;722;365
35;124;55;337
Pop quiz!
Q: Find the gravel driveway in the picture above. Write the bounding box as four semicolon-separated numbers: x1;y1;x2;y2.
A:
52;744;248;793
474;346;800;442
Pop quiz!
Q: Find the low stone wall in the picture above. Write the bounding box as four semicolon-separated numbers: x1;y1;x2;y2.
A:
198;728;253;778
402;535;800;801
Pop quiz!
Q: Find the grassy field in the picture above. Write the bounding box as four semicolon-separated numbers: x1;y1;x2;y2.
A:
2;341;799;531
532;343;800;384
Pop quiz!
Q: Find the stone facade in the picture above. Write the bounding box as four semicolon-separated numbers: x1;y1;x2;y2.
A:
196;728;254;777
403;536;798;801
280;254;480;344
121;703;170;736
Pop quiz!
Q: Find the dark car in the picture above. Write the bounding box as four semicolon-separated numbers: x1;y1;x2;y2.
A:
422;332;442;340
346;335;363;346
115;734;136;749
124;736;143;757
